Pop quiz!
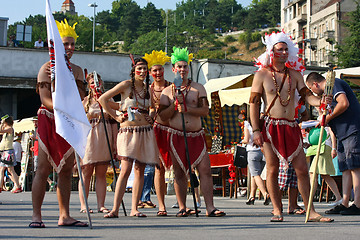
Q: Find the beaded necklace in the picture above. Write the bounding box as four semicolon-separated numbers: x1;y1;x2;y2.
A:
151;80;170;106
171;79;192;102
271;67;291;107
133;83;146;110
271;65;287;73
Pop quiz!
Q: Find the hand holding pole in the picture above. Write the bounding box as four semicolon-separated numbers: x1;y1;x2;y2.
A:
174;72;199;217
93;71;127;216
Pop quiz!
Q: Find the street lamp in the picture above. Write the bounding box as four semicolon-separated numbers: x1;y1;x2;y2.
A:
88;2;98;52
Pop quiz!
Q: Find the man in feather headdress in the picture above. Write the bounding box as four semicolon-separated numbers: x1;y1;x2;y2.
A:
30;19;87;228
158;47;225;217
250;31;332;222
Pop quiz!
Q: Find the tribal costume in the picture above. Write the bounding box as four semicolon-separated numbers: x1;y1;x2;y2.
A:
117;95;159;165
153;121;171;168
262;116;303;167
168;126;207;174
82;101;117;167
37;106;74;173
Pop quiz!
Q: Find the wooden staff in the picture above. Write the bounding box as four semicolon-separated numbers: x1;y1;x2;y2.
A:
305;68;335;223
174;72;199;217
92;71;127;216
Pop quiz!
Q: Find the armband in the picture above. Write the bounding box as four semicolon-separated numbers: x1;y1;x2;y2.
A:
198;96;209;107
253;128;261;133
249;92;262;105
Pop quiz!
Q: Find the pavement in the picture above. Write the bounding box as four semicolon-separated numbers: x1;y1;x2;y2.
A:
1;190;360;239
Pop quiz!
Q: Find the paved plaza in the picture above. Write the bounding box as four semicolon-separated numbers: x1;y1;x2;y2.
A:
1;191;360;239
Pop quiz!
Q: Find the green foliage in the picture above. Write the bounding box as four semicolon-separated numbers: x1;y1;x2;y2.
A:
196;49;225;59
137;2;163;36
224;35;236;44
251;32;262;42
6;0;281;54
336;2;360;68
228;46;237;54
238;32;247;43
129;31;165;55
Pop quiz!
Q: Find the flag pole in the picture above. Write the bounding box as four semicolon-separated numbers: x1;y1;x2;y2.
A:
75;153;93;228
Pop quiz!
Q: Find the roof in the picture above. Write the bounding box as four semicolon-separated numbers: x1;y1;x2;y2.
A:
62;0;74;5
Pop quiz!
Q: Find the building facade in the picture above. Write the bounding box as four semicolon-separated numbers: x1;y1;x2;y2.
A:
281;0;357;67
60;0;77;15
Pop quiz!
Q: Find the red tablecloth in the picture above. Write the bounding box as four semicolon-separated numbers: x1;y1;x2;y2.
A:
209;153;233;168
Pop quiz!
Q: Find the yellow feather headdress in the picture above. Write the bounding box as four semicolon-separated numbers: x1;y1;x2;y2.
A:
143;50;171;69
56;19;78;41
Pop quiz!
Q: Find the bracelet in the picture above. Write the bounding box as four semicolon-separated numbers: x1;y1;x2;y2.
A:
253;128;261;133
332;148;337;151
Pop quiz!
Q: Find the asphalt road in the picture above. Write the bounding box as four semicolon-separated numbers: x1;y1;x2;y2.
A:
1;191;360;239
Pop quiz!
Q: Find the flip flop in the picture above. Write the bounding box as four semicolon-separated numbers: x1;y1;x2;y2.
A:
132;212;147;218
176;209;188;217
58;221;88;227
186;209;201;215
308;216;334;222
270;215;284;222
29;221;45;228
104;212;119;218
98;207;110;213
143;201;156;208
157;210;168;216
206;208;226;217
80;209;93;214
288;207;306;215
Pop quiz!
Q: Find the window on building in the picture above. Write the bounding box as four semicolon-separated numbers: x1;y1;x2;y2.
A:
313;26;317;38
331;18;335;30
289;6;293;20
303;4;307;14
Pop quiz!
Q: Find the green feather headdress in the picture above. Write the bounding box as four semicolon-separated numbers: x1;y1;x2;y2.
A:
171;47;194;64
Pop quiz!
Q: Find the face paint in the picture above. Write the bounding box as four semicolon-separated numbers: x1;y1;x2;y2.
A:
151;71;164;79
136;70;148;75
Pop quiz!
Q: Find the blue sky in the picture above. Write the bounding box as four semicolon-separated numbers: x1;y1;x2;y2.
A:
1;0;252;25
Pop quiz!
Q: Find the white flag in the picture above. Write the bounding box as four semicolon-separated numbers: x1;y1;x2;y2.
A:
45;0;90;159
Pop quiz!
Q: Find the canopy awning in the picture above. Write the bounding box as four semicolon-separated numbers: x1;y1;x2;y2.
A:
218;87;252;107
13;117;36;133
335;67;360;86
204;74;254;107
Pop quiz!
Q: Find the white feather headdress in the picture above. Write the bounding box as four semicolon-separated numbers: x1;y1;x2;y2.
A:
255;30;305;74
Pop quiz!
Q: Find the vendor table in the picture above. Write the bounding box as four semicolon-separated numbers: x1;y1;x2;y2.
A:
209;152;246;198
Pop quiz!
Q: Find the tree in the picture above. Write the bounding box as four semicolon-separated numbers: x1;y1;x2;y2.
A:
129;31;165;55
112;0;141;43
336;2;360;68
137;2;163;36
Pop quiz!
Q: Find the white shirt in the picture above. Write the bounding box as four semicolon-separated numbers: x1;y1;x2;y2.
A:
13;141;22;162
34;40;44;48
244;121;261;151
